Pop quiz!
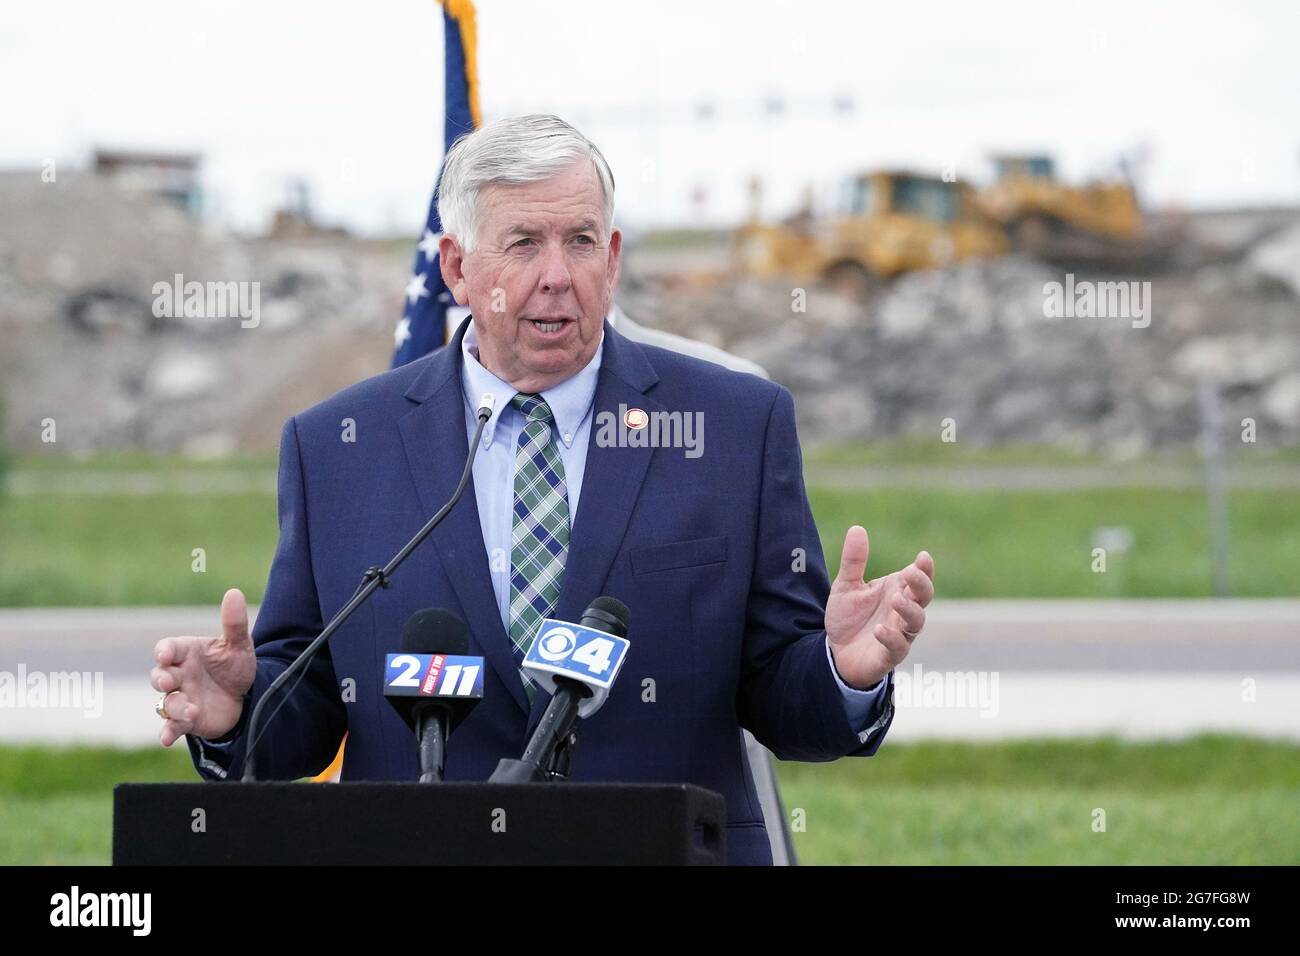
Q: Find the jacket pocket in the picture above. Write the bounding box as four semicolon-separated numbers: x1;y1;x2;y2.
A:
630;535;728;575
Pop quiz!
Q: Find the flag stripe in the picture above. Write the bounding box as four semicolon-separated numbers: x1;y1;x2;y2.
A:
392;0;480;369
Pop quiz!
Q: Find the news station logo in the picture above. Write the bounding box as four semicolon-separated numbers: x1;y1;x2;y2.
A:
384;654;485;699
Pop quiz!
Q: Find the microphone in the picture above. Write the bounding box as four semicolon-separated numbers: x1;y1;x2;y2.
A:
489;597;631;783
383;609;483;783
239;393;495;781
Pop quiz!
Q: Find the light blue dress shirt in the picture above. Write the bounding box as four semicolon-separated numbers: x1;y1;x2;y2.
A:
458;318;889;726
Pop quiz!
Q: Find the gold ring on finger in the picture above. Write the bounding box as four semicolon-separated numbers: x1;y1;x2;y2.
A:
155;690;181;720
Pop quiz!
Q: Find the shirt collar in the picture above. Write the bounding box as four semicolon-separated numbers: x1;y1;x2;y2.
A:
460;314;607;449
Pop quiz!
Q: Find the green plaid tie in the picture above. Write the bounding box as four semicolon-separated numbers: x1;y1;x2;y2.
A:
508;393;570;704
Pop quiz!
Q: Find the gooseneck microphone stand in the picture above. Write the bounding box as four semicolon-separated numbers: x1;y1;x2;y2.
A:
240;398;494;781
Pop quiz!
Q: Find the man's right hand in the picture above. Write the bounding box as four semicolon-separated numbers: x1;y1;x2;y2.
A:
151;588;257;747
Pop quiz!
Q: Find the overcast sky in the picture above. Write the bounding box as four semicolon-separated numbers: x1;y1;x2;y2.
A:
4;0;1298;235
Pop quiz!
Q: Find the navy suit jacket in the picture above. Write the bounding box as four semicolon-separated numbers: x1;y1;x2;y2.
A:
187;316;895;865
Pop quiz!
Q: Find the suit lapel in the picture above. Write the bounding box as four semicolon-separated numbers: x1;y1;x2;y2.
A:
528;320;663;734
398;316;665;734
397;318;531;717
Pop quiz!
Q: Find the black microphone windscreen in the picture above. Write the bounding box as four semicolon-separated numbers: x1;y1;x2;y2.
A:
581;596;631;638
400;608;471;655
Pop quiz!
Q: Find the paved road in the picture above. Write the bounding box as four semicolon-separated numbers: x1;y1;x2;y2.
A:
1;601;1296;745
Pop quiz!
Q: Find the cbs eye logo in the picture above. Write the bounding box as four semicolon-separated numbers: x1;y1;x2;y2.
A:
536;627;578;662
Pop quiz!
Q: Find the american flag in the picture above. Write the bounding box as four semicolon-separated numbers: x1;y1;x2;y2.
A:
391;0;481;368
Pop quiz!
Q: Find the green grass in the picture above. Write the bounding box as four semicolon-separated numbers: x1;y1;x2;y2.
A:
805;438;1108;468
2;737;1295;865
14;442;1297;473
2;450;1299;604
777;736;1300;865
804;439;1300;469
809;486;1300;597
636;227;732;251
0;493;277;606
0;745;197;866
783;786;1299;865
12;451;277;473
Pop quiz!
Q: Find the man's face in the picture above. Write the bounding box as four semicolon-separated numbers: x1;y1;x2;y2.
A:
441;158;621;393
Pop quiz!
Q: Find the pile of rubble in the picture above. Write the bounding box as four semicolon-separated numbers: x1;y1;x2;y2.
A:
622;239;1300;454
0;172;404;453
2;168;1297;456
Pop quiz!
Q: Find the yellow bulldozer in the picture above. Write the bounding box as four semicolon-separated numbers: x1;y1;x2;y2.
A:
977;154;1147;259
733;170;1007;300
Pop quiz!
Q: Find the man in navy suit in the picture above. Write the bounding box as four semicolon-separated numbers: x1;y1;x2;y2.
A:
150;114;935;865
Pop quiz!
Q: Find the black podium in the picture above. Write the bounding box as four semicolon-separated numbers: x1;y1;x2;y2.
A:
113;782;726;865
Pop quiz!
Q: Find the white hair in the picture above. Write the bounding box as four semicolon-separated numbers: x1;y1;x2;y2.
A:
436;114;616;253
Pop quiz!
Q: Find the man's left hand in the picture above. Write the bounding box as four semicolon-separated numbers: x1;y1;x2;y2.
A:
825;525;935;690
